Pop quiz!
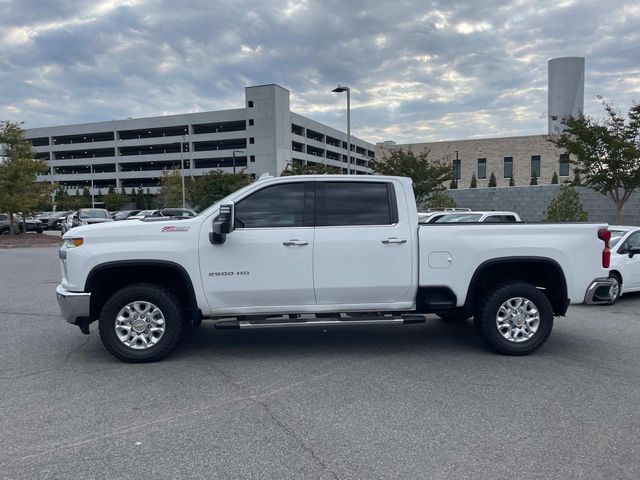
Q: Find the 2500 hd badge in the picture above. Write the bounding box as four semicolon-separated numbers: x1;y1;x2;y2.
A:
209;271;250;277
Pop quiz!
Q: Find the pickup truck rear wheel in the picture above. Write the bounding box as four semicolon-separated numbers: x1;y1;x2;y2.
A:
98;283;184;363
475;282;553;355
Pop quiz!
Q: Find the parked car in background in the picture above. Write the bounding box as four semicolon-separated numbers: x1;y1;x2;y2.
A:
112;210;141;221
126;209;158;220
433;211;521;223
607;226;640;303
43;211;72;230
127;209;197;220
0;213;21;235
418;208;472;224
16;215;44;233
61;208;114;234
36;212;54;229
156;208;197;218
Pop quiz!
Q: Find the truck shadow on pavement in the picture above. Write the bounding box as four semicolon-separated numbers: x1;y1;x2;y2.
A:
172;316;487;361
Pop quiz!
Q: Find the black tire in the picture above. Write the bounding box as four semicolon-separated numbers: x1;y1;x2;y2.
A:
0;227;10;235
435;310;471;322
98;283;184;363
36;228;43;234
475;282;554;356
607;273;622;305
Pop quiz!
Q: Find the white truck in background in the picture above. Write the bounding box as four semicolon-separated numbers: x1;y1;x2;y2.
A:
56;174;618;363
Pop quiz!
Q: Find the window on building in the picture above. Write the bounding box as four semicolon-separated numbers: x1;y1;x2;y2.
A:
247;101;254;108
453;159;461;181
504;157;513;178
531;155;541;178
317;182;396;226
477;158;487;179
248;119;254;126
235;183;307;228
559;153;570;176
249;137;255;144
250;155;255;163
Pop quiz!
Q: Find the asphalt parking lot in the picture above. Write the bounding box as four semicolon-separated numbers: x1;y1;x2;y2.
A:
1;247;639;480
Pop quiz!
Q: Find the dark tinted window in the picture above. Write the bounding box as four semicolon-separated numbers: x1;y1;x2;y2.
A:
235;183;306;228
504;157;513;178
559;154;570;176
318;182;394;226
477;158;486;179
483;215;517;223
531;155;541;177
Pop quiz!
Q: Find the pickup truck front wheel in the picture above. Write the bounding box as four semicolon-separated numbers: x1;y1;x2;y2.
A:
98;283;184;363
475;282;553;355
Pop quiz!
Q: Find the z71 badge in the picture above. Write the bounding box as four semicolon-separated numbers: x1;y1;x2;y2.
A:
161;226;190;232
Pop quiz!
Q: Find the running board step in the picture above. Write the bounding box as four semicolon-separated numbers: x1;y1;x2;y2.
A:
214;315;426;330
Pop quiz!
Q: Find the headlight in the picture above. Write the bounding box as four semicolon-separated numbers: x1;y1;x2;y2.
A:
63;238;84;248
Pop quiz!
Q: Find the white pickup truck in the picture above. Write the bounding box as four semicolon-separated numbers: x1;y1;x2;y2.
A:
56;175;616;363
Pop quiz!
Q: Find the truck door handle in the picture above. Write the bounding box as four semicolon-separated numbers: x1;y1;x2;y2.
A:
283;239;309;246
382;237;407;244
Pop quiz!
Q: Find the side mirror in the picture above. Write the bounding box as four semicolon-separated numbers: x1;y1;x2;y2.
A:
629;247;640;258
210;203;235;245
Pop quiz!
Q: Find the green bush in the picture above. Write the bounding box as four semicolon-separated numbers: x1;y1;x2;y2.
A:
545;185;588;222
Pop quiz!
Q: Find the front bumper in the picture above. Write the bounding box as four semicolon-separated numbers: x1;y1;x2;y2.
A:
584;278;616;304
56;284;91;325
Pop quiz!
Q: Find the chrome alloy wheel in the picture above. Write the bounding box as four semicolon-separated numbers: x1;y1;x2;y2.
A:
496;297;540;343
610;277;620;300
115;301;166;350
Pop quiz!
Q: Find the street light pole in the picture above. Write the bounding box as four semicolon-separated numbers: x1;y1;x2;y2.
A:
90;164;95;208
332;85;351;174
232;150;243;175
180;135;186;208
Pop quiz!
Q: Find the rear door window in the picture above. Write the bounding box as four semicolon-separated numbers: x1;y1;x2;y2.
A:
316;182;397;226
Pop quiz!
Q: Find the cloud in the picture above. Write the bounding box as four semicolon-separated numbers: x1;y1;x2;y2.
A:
0;0;639;143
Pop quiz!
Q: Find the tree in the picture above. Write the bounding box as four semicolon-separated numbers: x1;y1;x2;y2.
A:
570;169;582;186
134;187;145;209
551;171;559;184
281;162;339;176
548;98;640;223
82;187;92;208
54;185;70;210
104;185;128;211
159;169;184;207
372;148;452;203
0;121;52;233
426;190;456;209
545;185;588;222
530;173;538;185
145;188;153;209
189;171;251;211
469;173;477;188
509;175;515;186
488;172;497;187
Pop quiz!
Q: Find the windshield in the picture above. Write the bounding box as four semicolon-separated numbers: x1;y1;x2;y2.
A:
79;209;108;219
436;213;483;223
610;230;628;248
136;210;156;217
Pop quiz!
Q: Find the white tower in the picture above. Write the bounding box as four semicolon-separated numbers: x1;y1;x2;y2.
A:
548;57;585;134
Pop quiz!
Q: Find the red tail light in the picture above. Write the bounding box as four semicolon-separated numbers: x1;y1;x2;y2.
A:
598;229;611;268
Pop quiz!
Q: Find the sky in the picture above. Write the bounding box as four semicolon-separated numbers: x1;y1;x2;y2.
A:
1;0;639;144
